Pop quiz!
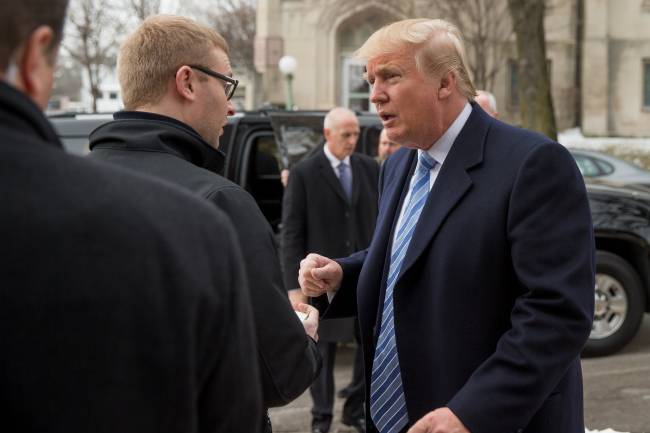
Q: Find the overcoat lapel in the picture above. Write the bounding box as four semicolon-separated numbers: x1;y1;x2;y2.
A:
397;108;489;280
349;154;362;207
359;149;416;339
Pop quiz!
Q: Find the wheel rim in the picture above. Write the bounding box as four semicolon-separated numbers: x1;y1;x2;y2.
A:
590;273;628;340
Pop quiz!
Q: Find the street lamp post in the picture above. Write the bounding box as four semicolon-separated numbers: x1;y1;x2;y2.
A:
278;55;297;110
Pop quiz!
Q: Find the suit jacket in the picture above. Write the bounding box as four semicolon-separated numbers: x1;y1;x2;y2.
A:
87;111;321;408
329;104;595;433
282;148;379;341
0;82;262;432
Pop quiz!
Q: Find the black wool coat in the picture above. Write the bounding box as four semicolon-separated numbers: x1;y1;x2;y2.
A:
88;111;321;408
0;82;262;432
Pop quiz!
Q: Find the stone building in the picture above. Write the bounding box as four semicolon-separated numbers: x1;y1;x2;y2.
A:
255;0;650;137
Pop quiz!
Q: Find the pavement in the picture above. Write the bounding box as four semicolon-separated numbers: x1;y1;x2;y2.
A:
269;344;359;433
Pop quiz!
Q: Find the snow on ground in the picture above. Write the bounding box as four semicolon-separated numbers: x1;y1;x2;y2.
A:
559;128;650;152
586;429;630;433
558;128;650;169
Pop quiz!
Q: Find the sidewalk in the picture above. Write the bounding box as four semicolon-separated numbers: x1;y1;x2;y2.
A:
269;345;359;433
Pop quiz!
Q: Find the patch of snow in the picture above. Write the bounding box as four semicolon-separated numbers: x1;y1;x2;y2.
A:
585;428;630;433
558;128;650;153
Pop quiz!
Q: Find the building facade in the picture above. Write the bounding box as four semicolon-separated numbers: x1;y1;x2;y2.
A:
255;0;650;137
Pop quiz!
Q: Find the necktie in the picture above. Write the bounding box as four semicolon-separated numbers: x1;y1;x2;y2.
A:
338;162;352;200
370;151;436;433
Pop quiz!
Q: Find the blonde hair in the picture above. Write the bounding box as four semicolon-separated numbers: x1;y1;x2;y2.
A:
355;18;476;99
118;15;229;109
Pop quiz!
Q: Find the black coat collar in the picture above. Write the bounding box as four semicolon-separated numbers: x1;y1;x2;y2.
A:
0;81;62;149
89;111;226;173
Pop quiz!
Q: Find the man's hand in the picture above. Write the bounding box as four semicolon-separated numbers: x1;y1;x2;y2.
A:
298;253;343;297
288;288;308;305
407;408;470;433
294;302;319;341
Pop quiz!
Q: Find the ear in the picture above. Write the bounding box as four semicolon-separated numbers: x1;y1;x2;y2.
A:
174;66;198;102
15;26;55;109
323;127;332;142
438;70;456;100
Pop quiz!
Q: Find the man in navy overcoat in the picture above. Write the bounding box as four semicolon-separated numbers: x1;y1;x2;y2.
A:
299;18;594;433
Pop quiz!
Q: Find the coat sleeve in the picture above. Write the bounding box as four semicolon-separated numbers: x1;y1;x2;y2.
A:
447;142;595;433
207;186;321;408
197;212;262;433
319;249;368;319
280;167;308;291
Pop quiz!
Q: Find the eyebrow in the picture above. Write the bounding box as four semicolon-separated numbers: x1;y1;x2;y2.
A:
364;63;403;81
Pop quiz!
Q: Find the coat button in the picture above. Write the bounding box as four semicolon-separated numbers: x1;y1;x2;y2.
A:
344;212;350;219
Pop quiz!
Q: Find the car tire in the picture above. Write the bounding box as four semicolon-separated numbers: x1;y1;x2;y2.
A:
583;251;646;357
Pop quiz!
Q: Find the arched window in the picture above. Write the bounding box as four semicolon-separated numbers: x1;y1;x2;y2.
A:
337;9;394;111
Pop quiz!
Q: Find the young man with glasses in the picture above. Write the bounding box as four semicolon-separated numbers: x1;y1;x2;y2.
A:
88;15;322;433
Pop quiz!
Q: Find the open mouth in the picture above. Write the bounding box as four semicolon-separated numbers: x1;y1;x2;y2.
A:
379;113;397;125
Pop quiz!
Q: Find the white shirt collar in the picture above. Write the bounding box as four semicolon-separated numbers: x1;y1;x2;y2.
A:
323;143;351;168
422;102;472;165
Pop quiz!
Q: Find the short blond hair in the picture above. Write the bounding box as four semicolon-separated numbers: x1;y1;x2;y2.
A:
118;15;229;109
355;18;476;100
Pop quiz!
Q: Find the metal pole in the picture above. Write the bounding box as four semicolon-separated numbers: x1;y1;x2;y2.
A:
285;73;294;110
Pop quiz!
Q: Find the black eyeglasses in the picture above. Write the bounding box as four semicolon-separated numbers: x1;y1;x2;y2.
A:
188;64;239;100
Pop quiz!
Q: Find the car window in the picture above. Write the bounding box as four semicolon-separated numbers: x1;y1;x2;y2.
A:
50;116;112;156
61;137;91;155
573;154;603;177
243;132;284;232
360;125;382;157
593;158;615;175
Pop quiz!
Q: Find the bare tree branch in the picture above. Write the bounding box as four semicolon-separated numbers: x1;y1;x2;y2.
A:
201;0;257;75
430;0;512;92
128;0;162;21
63;0;123;112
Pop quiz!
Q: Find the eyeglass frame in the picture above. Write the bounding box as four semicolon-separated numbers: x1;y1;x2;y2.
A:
186;64;239;100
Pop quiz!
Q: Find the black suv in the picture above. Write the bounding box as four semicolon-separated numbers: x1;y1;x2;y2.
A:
49;110;650;357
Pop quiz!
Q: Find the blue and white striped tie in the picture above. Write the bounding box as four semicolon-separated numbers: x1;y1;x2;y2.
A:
370;151;435;433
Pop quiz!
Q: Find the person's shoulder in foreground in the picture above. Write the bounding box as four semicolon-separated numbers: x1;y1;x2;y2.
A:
0;2;262;431
1;82;263;432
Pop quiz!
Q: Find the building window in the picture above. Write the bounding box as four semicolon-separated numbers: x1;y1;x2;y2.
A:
109;92;118;100
644;59;650;108
508;59;519;108
342;57;372;112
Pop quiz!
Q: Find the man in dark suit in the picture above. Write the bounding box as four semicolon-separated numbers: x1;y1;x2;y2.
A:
86;15;320;433
1;2;261;432
282;107;379;433
299;19;594;433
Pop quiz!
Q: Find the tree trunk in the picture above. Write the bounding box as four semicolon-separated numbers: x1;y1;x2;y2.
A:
85;64;99;112
508;0;557;140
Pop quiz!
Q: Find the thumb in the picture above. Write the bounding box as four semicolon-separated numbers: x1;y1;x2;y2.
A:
311;263;335;280
308;253;331;268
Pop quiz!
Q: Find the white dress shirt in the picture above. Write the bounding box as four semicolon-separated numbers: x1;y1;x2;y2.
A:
323;144;353;183
393;102;472;240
